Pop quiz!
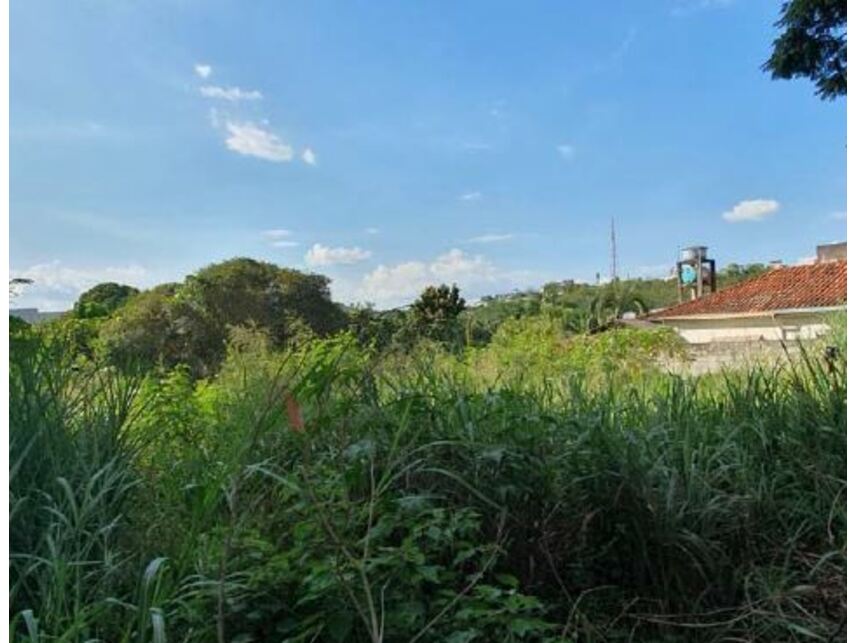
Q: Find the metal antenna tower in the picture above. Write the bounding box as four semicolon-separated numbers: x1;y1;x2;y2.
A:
610;217;617;282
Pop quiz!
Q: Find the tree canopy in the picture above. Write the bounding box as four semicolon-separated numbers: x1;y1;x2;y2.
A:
73;282;140;318
98;259;346;375
412;284;466;342
764;0;846;99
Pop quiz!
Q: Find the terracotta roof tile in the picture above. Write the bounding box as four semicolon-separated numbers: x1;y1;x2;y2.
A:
650;260;846;318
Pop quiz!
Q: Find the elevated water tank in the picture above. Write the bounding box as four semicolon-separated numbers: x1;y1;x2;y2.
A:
680;246;708;262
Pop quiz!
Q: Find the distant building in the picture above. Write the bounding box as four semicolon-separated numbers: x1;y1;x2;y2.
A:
649;242;846;344
10;308;66;324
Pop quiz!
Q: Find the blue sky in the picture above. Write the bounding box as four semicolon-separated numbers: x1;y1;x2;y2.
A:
10;0;846;310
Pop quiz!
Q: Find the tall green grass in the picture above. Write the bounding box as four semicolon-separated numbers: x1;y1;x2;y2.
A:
10;325;846;641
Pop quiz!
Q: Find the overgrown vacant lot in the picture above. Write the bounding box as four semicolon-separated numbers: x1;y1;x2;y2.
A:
10;323;846;642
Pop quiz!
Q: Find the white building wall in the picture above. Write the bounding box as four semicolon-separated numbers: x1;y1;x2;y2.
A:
661;312;832;345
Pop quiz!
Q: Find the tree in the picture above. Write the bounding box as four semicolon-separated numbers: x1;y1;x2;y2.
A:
73;282;140;318
98;284;187;371
584;282;650;332
9;278;33;299
98;259;347;375
180;258;346;345
718;263;769;286
764;0;846;100
413;284;465;324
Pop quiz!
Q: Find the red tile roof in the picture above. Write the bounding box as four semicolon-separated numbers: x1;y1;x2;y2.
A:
650;260;847;318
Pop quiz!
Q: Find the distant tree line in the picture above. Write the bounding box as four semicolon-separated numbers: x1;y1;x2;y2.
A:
10;258;772;376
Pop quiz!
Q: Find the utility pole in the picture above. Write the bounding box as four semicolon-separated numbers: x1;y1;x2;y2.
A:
610;217;617;282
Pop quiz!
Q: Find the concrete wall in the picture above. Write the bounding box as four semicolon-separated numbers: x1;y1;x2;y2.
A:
817;242;846;262
661;340;798;376
661;312;831;344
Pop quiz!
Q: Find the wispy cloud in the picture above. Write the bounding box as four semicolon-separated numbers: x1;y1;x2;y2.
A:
590;26;638;74
12;121;112;141
722;199;780;223
224;121;294;162
302;148;317;166
610;27;637;62
489;99;507;119
830;210;847;221
305;243;372;266
556;144;576;160
197;67;315;166
262;229;292;239
459;191;483;202
200;85;262;101
262;229;299;247
671;0;734;17
468;233;515;244
365;227;380;235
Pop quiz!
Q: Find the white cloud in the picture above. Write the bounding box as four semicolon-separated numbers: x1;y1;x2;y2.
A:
468;233;515;244
796;256;817;266
262;230;299;247
459;191;482;201
557;144;576;160
353;249;538;307
200;85;262;101
302;148;317;166
722;199;780;223
358;261;428;304
305;243;372;266
430;249;498;282
262;229;292;240
194;64;212;79
830;210;847;221
10;261;150;311
365;227;380;235
224;121;294;162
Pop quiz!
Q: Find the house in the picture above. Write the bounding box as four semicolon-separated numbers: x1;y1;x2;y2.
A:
649;243;846;344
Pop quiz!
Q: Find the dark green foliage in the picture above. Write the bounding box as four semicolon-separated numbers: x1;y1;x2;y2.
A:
718;262;769;282
764;0;847;99
98;284;186;371
73;282;140;319
347;305;411;349
97;259;347;376
413;284;466;324
412;284;467;342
